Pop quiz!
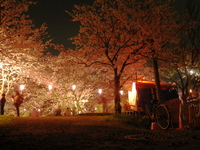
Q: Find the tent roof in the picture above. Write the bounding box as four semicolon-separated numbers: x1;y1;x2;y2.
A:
136;80;170;89
123;80;170;91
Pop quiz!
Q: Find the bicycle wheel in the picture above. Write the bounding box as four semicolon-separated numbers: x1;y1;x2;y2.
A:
181;100;200;129
155;104;171;130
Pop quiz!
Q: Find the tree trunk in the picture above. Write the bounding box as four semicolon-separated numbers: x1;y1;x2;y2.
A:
114;68;121;114
153;59;163;103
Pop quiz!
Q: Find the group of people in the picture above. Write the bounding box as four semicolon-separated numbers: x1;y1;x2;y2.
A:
0;91;23;116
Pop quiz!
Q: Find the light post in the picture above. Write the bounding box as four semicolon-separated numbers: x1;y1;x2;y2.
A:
190;70;194;75
48;84;53;91
98;89;103;113
48;84;53;115
98;89;102;95
48;84;53;99
120;90;123;95
72;85;76;91
48;84;53;101
38;109;41;116
20;85;25;94
71;85;77;115
119;90;125;113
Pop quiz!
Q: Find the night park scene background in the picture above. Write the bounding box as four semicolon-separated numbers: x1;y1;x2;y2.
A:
0;0;200;149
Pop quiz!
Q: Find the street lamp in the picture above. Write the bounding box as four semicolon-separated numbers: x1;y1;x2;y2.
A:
98;89;102;94
72;85;76;91
48;84;53;105
20;85;25;91
71;85;77;115
20;85;25;94
120;90;124;95
190;70;194;75
48;84;53;91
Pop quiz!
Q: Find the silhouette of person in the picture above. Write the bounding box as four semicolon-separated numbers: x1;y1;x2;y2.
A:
55;106;61;116
13;91;22;116
0;94;6;115
65;107;71;116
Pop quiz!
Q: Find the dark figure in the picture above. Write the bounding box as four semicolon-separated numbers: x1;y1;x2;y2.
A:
65;107;71;116
0;94;6;115
13;91;23;116
55;107;61;116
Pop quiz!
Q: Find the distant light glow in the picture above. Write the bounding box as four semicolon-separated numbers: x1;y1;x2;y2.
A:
72;85;76;90
48;85;53;90
20;85;25;91
98;89;102;94
128;82;137;106
120;90;123;95
0;79;6;81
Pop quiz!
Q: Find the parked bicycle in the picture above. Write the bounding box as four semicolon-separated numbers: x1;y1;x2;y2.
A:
181;97;200;129
145;100;171;130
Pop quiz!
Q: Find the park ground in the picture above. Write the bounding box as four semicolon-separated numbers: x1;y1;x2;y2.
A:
0;115;200;150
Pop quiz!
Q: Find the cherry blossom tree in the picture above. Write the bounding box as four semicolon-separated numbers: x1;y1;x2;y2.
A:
40;51;115;114
160;0;200;100
0;0;51;96
67;0;184;113
0;0;58;114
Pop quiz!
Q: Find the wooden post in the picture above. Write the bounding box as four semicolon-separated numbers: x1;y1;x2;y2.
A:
153;59;162;103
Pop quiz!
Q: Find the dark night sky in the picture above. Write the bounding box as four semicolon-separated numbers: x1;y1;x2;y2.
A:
27;0;95;55
26;0;194;55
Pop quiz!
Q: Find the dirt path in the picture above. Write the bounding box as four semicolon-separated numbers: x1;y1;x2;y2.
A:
0;116;200;150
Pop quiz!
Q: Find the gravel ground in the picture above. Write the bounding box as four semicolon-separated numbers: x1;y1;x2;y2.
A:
0;116;200;150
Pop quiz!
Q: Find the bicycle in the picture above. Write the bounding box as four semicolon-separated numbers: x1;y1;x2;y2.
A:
181;97;200;129
144;100;171;130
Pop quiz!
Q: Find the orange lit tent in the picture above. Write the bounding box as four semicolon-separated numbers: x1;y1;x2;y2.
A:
124;80;178;111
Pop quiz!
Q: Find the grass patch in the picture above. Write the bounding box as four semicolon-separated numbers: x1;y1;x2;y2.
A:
0;115;18;126
104;114;150;129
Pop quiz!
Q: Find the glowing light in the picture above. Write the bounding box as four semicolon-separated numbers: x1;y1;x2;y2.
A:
48;85;52;90
128;82;137;106
20;85;25;91
120;90;124;95
98;89;102;94
72;85;76;90
0;79;6;81
189;89;192;93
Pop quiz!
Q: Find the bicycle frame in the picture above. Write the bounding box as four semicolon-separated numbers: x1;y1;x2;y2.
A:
145;101;171;130
145;100;161;121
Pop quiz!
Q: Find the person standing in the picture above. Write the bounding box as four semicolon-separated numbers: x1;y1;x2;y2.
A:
0;94;6;115
13;91;23;117
65;107;71;116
